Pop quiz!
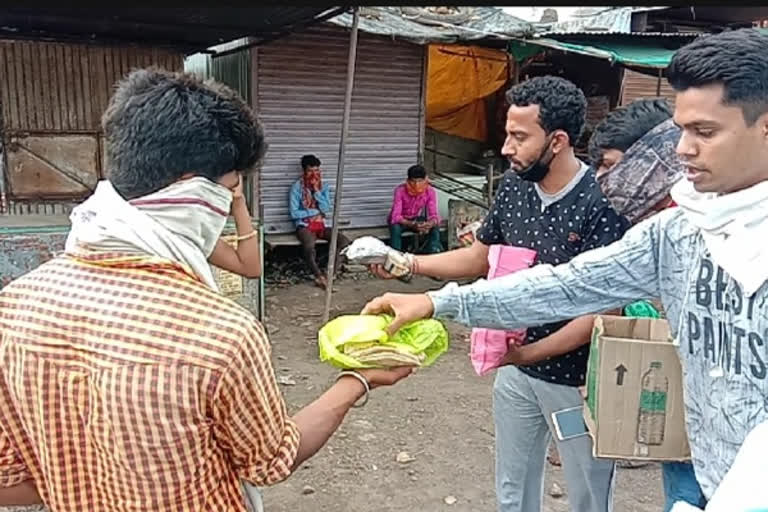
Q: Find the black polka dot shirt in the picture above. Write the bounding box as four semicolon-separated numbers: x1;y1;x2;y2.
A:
475;166;630;386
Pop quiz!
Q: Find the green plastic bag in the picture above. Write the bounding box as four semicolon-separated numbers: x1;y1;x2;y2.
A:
623;300;661;319
318;314;449;369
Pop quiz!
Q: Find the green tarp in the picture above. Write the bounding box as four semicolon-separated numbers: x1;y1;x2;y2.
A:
509;37;681;69
509;30;768;69
507;40;546;63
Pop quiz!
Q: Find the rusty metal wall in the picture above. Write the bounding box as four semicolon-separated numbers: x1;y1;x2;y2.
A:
0;40;182;132
0;40;182;215
620;69;677;107
255;25;425;234
5;134;100;200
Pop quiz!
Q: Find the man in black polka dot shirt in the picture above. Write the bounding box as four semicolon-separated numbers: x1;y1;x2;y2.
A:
371;76;629;512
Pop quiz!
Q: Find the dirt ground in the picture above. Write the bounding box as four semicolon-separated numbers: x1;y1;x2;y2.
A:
0;273;665;512
260;273;665;512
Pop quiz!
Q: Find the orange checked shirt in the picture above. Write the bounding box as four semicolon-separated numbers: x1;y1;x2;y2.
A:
0;252;300;511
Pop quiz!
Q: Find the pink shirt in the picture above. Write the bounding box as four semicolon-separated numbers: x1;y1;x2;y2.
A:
388;184;440;225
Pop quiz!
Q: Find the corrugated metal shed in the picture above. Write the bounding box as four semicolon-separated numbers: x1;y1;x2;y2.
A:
0;42;181;133
0;7;348;217
328;7;533;45
1;40;183;215
256;25;424;234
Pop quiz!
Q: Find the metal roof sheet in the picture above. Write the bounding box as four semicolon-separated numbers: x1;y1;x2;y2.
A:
328;7;533;45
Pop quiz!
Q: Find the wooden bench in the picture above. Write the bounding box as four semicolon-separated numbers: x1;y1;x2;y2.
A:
264;225;445;251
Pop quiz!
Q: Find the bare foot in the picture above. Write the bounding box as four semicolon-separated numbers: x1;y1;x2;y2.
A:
314;275;328;290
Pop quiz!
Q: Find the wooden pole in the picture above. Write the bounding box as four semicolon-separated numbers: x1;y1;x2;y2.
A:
486;163;494;207
656;68;662;96
322;7;359;324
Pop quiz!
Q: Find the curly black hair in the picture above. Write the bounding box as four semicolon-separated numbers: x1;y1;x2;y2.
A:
505;75;587;146
667;28;768;125
103;67;267;200
588;98;672;166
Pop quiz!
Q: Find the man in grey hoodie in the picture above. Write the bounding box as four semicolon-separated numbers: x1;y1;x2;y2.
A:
363;28;768;504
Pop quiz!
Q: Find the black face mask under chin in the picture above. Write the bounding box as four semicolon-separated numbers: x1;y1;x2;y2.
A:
515;137;556;183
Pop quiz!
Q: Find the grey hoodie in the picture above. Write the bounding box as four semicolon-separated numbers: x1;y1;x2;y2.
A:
428;207;768;499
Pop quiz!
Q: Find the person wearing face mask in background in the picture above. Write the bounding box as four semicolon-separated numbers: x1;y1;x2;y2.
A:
290;154;351;289
370;75;630;512
0;68;413;512
590;98;674;182
591;100;704;511
362;28;768;511
388;164;442;255
544;97;680;472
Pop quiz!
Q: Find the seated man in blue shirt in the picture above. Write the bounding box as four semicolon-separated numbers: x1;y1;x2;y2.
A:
289;154;349;289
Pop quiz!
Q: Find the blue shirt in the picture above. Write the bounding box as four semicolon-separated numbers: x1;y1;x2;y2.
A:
289;180;332;228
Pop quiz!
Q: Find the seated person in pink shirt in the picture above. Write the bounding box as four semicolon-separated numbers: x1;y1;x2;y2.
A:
388;164;442;254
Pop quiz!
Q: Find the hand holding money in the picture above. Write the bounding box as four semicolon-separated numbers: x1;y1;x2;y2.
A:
340;236;416;281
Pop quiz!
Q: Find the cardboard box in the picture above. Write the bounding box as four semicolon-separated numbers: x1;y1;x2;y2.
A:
584;315;691;461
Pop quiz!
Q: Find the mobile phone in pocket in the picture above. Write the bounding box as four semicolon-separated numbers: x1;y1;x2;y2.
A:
551;406;589;441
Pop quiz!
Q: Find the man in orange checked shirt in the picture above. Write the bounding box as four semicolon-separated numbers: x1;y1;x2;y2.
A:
0;68;411;512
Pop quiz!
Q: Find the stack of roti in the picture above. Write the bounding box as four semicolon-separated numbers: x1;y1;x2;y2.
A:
342;341;426;367
318;314;449;370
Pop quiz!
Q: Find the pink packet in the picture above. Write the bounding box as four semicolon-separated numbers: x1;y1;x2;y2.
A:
470;245;537;376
